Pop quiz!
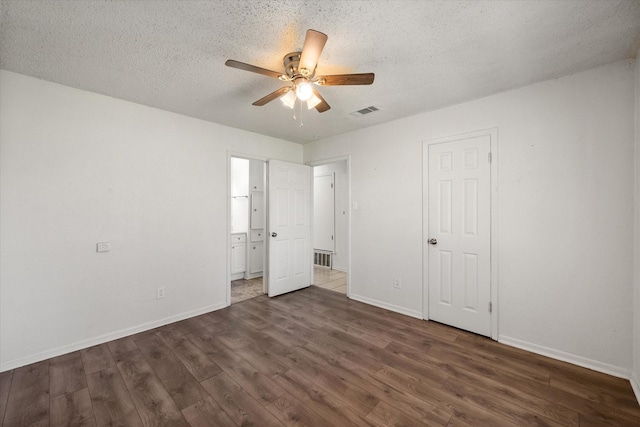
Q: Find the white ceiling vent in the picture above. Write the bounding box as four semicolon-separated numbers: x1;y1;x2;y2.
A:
351;106;380;116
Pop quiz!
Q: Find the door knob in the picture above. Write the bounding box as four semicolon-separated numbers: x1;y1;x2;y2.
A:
429;238;437;245
271;232;277;237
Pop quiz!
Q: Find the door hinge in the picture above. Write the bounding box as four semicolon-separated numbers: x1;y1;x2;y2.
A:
331;235;334;240
489;302;493;313
488;152;492;163
331;183;334;188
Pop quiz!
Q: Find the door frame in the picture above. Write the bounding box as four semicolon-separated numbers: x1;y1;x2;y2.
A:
307;155;351;297
422;129;499;340
227;151;269;307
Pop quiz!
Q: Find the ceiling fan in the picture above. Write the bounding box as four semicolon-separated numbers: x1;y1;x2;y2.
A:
225;29;374;113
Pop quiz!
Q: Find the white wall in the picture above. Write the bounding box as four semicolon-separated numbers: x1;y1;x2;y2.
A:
305;60;636;375
634;49;640;398
230;157;249;233
0;71;302;371
314;161;349;271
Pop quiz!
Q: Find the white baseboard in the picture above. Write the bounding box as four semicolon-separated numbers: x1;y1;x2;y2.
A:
631;371;640;405
499;335;631;379
0;302;228;373
349;293;422;319
331;266;348;273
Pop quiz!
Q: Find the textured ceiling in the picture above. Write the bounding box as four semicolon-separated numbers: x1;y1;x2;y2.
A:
1;1;640;144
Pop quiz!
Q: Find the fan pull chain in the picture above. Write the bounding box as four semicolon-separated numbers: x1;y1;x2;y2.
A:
299;97;304;127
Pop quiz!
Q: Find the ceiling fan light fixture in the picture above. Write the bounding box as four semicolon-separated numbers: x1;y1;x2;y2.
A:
295;81;313;101
226;29;372;116
280;90;296;108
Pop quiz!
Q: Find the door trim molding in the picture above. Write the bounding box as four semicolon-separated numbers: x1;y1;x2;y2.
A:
227;151;270;307
307;155;351;298
422;128;499;340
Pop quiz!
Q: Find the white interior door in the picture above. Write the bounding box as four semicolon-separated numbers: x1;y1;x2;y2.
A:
428;135;491;336
268;160;312;297
313;173;335;252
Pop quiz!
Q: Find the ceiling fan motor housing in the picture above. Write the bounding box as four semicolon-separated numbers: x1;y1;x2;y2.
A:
283;52;315;80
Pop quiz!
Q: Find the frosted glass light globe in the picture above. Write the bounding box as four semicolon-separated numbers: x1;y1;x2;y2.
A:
296;81;313;101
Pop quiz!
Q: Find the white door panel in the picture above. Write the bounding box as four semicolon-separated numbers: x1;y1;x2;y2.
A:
268;160;312;297
314;174;335;252
428;135;491;336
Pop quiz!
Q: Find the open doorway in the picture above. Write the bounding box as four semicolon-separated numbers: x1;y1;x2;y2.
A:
230;157;266;304
312;159;349;294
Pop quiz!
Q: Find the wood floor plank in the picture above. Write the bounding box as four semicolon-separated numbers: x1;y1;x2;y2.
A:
234;342;290;379
225;319;301;373
200;371;283;427
365;400;438;427
301;344;454;425
427;343;551;387
181;396;236;427
455;331;633;396
50;388;96;426
214;330;253;351
0;370;14;424
419;355;578;426
383;340;579;426
283;348;379;416
116;349;186;426
287;307;391;348
277;320;384;372
188;333;286;404
2;361;50;427
135;334;209;410
155;324;222;382
320;306;441;351
86;365;143;427
80;344;115;375
106;336;139;363
441;377;565;426
49;351;87;398
550;375;640;419
273;369;375;427
372;364;514;427
266;391;332;427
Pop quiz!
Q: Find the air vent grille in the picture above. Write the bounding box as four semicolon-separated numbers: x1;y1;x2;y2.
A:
351;105;380;116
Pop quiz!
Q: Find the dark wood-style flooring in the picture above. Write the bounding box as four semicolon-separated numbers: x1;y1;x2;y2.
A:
1;286;639;426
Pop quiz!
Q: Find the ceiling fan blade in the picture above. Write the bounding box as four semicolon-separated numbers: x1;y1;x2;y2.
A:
312;87;331;113
315;73;375;86
298;30;328;75
252;87;290;106
225;59;284;79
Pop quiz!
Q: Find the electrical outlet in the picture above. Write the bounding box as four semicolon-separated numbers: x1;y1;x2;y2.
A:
394;278;401;289
96;242;110;253
156;287;165;299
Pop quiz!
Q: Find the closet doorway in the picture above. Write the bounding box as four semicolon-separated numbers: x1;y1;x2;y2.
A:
230;156;266;304
311;158;349;295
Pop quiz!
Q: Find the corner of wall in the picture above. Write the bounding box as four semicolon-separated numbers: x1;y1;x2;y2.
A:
634;50;640;404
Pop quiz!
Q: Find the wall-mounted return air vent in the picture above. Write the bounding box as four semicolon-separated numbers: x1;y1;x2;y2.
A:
314;251;332;268
351;105;380;116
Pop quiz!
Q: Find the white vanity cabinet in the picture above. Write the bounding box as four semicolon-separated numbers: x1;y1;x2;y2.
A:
231;233;246;280
246;160;265;279
249;230;264;275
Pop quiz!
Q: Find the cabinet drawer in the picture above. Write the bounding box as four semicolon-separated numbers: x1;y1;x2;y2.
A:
231;233;246;243
250;230;264;242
